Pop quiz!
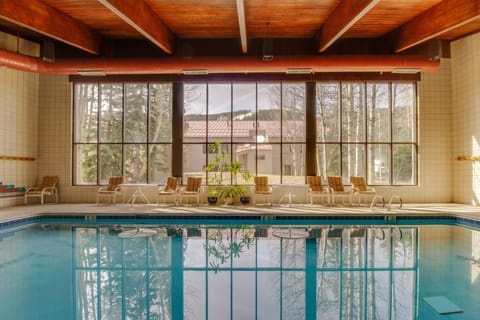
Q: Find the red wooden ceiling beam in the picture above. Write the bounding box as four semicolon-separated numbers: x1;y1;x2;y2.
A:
316;0;380;52
392;0;480;52
0;0;101;55
236;0;248;54
97;0;174;54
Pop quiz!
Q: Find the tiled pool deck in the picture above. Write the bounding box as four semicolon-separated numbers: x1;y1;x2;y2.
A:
2;202;480;224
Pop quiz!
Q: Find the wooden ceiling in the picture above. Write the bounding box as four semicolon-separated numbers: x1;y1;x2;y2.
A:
0;0;479;73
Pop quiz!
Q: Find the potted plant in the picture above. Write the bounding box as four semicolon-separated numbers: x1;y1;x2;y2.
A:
218;159;253;205
204;142;253;205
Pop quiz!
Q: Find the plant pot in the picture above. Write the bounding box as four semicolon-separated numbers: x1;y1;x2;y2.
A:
240;196;250;205
207;196;218;205
224;197;234;205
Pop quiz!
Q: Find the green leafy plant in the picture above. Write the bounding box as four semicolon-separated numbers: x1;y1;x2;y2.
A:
203;142;253;204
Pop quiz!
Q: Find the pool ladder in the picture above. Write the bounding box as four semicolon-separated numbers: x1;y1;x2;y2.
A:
369;195;403;210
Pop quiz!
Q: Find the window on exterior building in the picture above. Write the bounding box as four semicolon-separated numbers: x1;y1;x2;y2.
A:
316;82;417;186
183;82;306;185
73;82;173;185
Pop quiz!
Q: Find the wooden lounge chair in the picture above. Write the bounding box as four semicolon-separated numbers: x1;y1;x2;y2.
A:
327;176;352;205
307;176;330;205
178;177;202;205
24;176;59;205
253;176;272;205
350;176;377;206
157;176;182;205
96;176;125;205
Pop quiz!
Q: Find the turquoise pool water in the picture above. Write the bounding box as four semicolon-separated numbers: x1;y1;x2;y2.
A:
0;217;479;320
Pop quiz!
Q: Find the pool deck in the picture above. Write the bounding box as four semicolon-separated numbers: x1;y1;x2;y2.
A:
2;202;480;223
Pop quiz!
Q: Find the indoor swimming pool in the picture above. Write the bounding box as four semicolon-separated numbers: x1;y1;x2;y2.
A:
0;216;479;320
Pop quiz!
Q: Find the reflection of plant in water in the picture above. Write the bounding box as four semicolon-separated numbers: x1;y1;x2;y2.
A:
204;226;255;272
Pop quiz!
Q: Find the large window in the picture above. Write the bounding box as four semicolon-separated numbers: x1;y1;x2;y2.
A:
73;83;173;185
316;82;417;185
73;80;416;186
183;82;306;185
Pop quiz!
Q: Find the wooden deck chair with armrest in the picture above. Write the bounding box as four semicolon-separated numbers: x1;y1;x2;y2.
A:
327;176;352;205
157;176;182;205
350;176;378;206
24;176;59;205
96;176;125;205
307;176;330;205
179;177;202;205
253;176;272;205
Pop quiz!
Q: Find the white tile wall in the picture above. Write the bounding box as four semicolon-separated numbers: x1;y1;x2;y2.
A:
0;68;39;208
451;33;480;204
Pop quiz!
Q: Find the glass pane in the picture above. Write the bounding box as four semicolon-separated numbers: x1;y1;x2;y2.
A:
233;144;252;185
99;83;123;143
317;229;341;268
74;144;97;185
282;83;305;142
258;83;281;144
258;272;281;319
233;83;256;143
184;84;207;143
232;228;256;268
317;272;340;319
183;144;206;183
124;238;146;268
206;142;231;185
342;271;365;319
393;144;416;185
282;271;305;319
367;227;391;268
124;144;147;183
208;83;231;143
342;144;365;181
184;271;206;320
367;83;390;142
125;83;147;143
74;83;98;143
149;83;172;142
282;239;305;268
367;271;390;318
368;144;391;185
125;271;147;319
99;228;122;268
393;228;416;268
316;83;340;142
208;271;230;319
148;144;172;184
282;144;305;184
342;228;366;268
100;271;122;319
184;236;206;268
257;144;281;184
257;239;280;268
149;271;172;319
76;270;98;320
76;228;98;268
317;144;340;181
342;83;365;142
393;83;416;142
148;237;171;268
99;144;122;184
393;271;415;319
233;272;255;319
